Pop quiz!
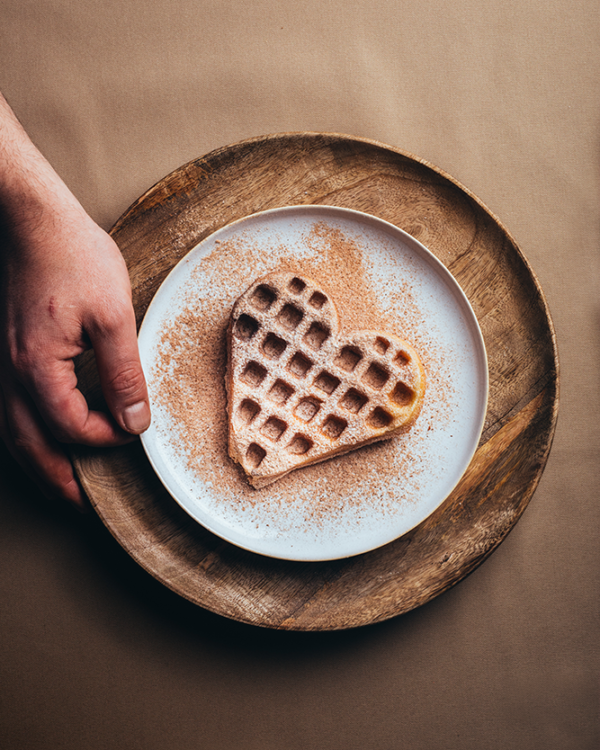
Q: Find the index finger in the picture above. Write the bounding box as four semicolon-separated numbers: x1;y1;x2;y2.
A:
16;354;133;446
86;297;151;436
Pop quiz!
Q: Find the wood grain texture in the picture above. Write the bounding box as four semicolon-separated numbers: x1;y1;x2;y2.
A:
72;133;559;630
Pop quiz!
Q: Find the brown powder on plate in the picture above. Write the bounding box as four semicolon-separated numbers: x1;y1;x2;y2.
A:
149;219;455;537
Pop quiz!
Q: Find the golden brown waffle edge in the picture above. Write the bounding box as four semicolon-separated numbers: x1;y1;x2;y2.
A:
226;271;426;488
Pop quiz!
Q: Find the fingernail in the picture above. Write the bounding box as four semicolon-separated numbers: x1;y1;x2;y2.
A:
123;401;151;434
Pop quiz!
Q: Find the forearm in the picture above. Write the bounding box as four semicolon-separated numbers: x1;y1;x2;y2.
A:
0;93;84;245
0;93;150;510
0;92;150;510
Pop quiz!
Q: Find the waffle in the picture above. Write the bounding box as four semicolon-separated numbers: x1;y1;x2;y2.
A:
226;271;426;488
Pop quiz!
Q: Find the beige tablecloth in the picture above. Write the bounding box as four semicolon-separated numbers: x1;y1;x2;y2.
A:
1;1;598;748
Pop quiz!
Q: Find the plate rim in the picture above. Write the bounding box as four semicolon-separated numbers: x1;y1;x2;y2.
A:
138;203;489;562
72;132;559;629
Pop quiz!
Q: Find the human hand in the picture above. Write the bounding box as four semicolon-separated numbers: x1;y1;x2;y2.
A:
0;206;150;511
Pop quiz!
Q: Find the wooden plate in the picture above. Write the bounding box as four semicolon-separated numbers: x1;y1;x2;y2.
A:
72;133;559;630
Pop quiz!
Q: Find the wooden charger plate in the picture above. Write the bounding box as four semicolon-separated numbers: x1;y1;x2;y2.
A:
72;133;559;630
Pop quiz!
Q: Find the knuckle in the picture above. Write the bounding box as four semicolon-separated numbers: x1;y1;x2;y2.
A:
90;297;134;337
48;422;78;444
10;340;43;380
12;430;39;458
107;363;146;400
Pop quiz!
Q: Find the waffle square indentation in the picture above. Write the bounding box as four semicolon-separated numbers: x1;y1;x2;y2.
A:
390;381;415;406
303;322;330;350
233;314;260;341
268;380;294;405
250;285;277;311
288;277;306;295
394;350;411;366
236;399;261;425
334;346;362;372
287;434;313;455
277;303;304;330
367;407;393;429
261;332;287;359
241;361;268;387
374;337;390;355
294;396;322;422
308;291;327;309
362;362;390;390
339;388;368;413
321;415;348;439
314;370;340;395
246;443;266;468
261;416;287;442
287;352;313;378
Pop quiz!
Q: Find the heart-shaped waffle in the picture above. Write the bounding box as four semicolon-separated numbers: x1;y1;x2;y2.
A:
226;271;426;488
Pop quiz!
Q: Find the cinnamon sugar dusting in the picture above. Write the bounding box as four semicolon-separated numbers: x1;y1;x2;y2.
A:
143;211;482;556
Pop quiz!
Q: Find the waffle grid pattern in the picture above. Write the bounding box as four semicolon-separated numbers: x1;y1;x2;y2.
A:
227;272;424;485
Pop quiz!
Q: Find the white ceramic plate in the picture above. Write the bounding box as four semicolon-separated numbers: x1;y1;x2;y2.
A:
139;206;488;561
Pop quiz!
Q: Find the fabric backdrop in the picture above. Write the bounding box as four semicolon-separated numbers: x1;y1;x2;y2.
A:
0;1;598;748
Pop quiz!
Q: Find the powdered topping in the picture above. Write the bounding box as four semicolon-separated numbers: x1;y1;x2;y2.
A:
141;209;486;559
226;270;426;487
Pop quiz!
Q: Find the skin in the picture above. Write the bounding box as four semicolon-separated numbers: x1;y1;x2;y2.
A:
0;93;150;511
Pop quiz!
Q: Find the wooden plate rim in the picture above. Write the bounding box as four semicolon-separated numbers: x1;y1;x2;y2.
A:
76;132;560;630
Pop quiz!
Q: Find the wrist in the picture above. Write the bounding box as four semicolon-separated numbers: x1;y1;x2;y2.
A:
0;156;83;241
0;94;85;249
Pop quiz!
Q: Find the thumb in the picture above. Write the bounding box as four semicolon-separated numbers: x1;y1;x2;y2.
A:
88;303;151;435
